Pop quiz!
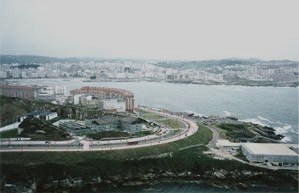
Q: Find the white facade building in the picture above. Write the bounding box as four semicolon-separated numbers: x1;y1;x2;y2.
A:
241;143;298;166
73;94;84;105
0;71;8;78
103;99;126;112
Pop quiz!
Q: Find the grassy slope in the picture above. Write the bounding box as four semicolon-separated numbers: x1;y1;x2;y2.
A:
1;125;211;179
1;124;297;190
157;119;185;129
0;96;29;126
0;129;19;138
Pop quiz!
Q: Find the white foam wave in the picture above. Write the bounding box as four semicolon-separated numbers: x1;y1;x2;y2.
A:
241;118;266;126
223;111;234;117
257;116;273;123
281;136;292;142
292;128;299;134
184;110;204;117
275;124;293;135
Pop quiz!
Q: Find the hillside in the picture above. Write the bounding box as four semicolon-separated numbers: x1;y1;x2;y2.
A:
0;96;105;127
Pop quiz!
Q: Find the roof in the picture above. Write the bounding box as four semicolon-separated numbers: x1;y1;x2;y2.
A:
0;84;36;90
122;117;146;124
21;111;56;117
92;115;119;125
242;143;298;156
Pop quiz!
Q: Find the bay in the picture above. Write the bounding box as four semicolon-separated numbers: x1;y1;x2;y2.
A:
9;78;298;143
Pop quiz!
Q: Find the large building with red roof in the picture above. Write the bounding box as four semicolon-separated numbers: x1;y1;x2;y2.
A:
0;85;37;100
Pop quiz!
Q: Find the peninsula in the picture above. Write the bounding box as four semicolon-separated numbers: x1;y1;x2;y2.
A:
0;92;298;193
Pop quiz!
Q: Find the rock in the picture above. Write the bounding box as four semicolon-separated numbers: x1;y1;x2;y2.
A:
238;182;248;189
241;170;252;176
122;181;145;186
213;169;228;179
161;171;175;177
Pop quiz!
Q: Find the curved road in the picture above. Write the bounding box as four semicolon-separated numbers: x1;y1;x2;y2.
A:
0;107;198;152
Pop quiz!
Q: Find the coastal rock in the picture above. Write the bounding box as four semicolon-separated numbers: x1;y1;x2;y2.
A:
213;169;228;179
237;182;248;189
122;181;145;186
161;171;175;177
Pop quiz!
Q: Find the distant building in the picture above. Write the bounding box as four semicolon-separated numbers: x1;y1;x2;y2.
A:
36;86;66;100
70;86;134;112
0;71;8;78
0;85;37;100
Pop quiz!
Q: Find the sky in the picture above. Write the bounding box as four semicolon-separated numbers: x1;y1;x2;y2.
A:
1;0;299;60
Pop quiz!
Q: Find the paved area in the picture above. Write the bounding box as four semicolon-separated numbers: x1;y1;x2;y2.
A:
0;122;20;132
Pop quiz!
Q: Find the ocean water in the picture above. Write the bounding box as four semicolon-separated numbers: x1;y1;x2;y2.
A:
99;183;297;193
10;78;298;143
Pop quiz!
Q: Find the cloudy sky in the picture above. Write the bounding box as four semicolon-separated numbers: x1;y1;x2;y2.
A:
1;0;299;60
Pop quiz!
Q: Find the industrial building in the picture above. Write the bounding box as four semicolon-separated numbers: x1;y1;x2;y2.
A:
59;121;91;136
85;115;146;134
59;115;146;136
241;143;299;166
70;86;134;112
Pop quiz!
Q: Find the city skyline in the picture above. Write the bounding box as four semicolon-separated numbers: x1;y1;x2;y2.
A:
1;0;299;61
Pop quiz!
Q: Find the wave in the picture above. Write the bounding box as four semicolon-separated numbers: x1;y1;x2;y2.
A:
257;116;273;123
240;118;267;126
275;124;293;135
241;119;297;143
223;110;234;117
281;135;292;142
184;110;204;117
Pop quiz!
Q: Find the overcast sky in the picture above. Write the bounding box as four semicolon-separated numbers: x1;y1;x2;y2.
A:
1;0;299;60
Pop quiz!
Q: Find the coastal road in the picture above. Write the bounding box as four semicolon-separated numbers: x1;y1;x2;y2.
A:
0;107;198;152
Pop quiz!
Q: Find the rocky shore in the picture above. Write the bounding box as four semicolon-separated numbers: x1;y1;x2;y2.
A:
2;167;297;193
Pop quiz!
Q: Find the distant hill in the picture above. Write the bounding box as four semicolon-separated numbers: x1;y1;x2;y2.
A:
0;55;101;64
1;55;298;68
0;55;148;64
1;55;62;64
155;59;298;70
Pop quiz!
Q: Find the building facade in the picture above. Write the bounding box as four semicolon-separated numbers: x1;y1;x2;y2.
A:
0;85;37;100
70;86;134;112
241;143;298;166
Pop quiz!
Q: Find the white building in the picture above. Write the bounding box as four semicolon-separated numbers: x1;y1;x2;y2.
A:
241;143;299;166
0;71;8;78
103;99;126;112
36;86;66;100
40;112;58;120
73;94;85;105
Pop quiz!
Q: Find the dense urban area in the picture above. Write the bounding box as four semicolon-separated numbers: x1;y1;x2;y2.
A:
1;55;298;87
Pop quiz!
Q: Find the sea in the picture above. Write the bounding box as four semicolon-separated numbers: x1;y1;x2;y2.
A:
7;78;298;193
